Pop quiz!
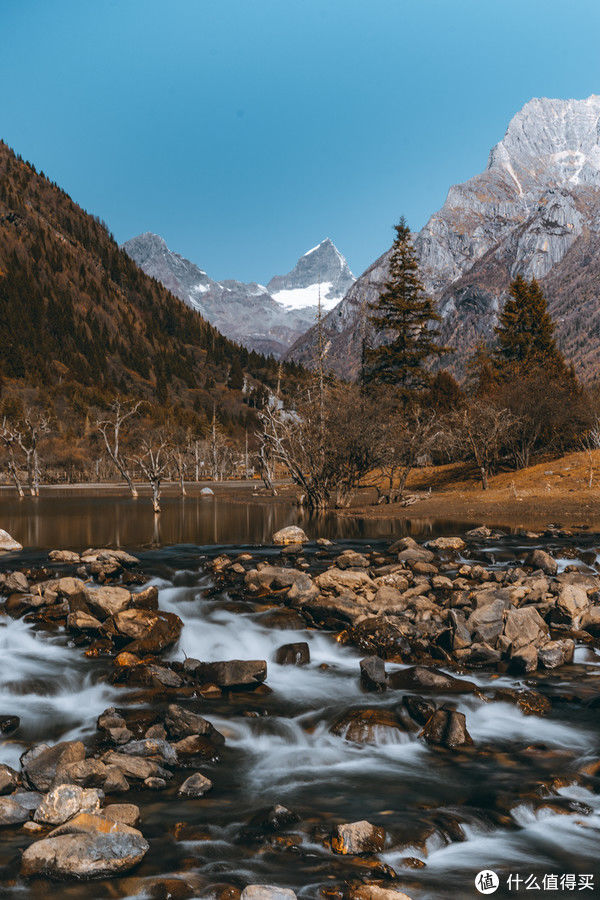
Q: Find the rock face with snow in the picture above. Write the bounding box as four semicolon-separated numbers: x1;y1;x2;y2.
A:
122;235;354;358
286;95;600;378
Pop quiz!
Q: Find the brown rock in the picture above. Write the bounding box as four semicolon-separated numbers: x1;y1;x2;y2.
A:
86;585;131;618
421;708;472;749
112;608;183;654
21;741;86;792
274;642;310;666
331;820;386;855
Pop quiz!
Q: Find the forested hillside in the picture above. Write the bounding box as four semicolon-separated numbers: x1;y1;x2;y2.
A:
0;141;304;477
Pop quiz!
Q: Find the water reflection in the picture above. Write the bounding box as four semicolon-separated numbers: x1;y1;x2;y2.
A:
0;486;482;550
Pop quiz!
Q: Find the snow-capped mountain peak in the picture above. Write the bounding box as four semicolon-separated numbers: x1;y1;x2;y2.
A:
122;234;354;357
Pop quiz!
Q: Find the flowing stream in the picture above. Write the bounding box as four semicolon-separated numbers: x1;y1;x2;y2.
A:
0;492;599;898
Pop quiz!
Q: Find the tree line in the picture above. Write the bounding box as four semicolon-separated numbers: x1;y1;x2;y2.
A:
257;218;599;508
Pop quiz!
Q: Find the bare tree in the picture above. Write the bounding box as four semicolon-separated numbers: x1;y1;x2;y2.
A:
131;436;169;512
169;441;190;497
97;400;142;497
17;411;50;496
366;404;437;503
255;439;278;496
258;383;378;509
0;418;24;498
442;401;521;490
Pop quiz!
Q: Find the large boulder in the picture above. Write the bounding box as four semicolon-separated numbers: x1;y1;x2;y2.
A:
165;704;221;740
331;820;386;855
21;741;86;792
272;526;308;545
502;607;548;651
0;529;22;552
86;586;131;619
111;608;182;654
21;813;148;880
315;568;376;595
526;549;558;575
34;785;103;825
421;708;472;749
466;598;507;645
241;888;297;900
191;659;267;688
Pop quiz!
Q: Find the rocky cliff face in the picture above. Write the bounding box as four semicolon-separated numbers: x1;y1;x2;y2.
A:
122;235;354;358
287;95;600;379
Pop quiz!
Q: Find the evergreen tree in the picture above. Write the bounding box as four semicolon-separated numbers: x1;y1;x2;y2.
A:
363;218;444;392
494;275;563;371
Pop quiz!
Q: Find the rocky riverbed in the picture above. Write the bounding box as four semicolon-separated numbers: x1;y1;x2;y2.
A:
0;524;599;898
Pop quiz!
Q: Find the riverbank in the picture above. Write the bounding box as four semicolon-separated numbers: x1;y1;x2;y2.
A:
342;450;600;532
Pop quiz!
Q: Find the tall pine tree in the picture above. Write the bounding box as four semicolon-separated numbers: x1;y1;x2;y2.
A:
363;218;444;392
494;275;563;372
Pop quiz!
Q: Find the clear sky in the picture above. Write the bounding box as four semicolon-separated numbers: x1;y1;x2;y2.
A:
3;0;600;282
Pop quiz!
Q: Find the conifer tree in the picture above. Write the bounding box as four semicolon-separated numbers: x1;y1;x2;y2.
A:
363;218;444;392
494;275;563;371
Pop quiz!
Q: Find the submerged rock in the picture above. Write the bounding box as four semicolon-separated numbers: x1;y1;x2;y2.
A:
331;709;408;744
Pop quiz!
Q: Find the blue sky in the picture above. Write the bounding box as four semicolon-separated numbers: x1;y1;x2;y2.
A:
3;0;600;281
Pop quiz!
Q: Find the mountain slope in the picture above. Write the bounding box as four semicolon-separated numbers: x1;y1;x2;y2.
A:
123;235;354;357
0;140;290;437
287;95;600;379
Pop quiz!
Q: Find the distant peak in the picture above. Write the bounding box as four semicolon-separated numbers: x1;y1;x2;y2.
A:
303;238;334;257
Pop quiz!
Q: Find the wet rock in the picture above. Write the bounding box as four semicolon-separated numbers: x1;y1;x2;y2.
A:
331;709;408;744
0;529;22;551
359;656;387;691
173;734;222;760
131;584;159;610
0;764;20;795
466;598;507;644
178;773;212;797
351;617;411;659
0;794;38;826
0;571;29;593
388;666;475;694
0;714;20;734
255;608;305;629
241;888;297;900
401;695;437;725
21;740;86;792
272;526;308;545
111;608;183;654
336;549;370;568
165;703;221;740
397;547;435;565
275;642;310;666
192;659;267;688
463;642;502;665
49;550;81;563
421;707;472;749
103;803;140;826
428;537;465;552
302;592;367;627
331;820;386;855
56;759;109;789
493;688;551;716
67;610;103;632
509;643;539;673
315;567;376;595
86;585;131;618
370;585;409;615
102;752;171;782
103;766;130;793
349;887;413;900
503;607;549;650
21;812;149;879
552;584;590;628
120;739;177;766
526;549;558;575
538;639;575;669
145;724;167;740
144;776;167;790
34;784;103;825
55;577;87;600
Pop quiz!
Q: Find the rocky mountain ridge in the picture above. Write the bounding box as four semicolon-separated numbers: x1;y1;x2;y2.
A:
286;95;600;379
123;234;354;358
